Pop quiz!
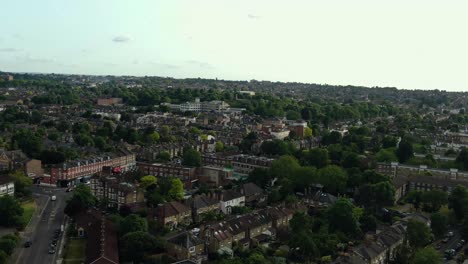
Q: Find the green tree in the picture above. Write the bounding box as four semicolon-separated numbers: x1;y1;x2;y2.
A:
215;141;224;152
156;151;171;162
327;198;360;236
430;212;448;239
140;175;157;189
9;171;32;198
147;131;160;144
448;185;468;220
407;220;432;248
64;184;97;217
406;191;423;209
456;148;468;170
0;237;16;255
120;214;148;236
120;231;163;263
0;250;8;264
421;190;448;213
248;168;272;188
302;148;329;168
270;155;300;181
304;127;313;139
168;178;184;200
182;148;201;167
411;247;441;264
396;140;414;163
0;195;23;227
318;165;348;194
376;149;398;162
372;181;396;207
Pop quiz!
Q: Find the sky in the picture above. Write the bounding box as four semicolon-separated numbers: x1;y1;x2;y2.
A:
1;0;468;91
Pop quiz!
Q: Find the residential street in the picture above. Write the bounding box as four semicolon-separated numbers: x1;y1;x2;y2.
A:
9;186;71;264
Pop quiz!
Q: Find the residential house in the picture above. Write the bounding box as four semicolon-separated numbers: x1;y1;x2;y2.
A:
150;201;192;229
138;162;197;189
190;194;219;222
0;176;14;197
240;182;265;207
219;190;245;214
90;175;144;209
166;231;206;262
75;209;119;264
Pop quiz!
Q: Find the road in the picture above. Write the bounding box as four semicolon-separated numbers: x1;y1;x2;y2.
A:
10;186;71;264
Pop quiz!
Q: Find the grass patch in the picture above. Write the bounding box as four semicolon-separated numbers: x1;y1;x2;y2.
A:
63;238;86;264
20;200;36;227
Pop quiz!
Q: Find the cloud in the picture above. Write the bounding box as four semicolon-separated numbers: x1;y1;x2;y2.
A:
186;60;215;69
0;48;22;52
112;35;130;43
247;14;261;19
150;61;180;69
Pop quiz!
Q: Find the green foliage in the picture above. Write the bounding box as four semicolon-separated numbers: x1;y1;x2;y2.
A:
301;148;329;168
407;219;432;248
182;148;201;167
456;148;468;170
9;171;32;198
168;178;184;200
140;175;157;189
411;247;441;264
396;140;414;163
260;139;296;156
0;195;24;227
0;237;17;255
120;214;148;236
430;212;448;238
318;165;348;194
64;184;97;217
215;141;224;152
327;198;360;236
120;231;164;263
421;190;448;213
155;151;171;162
376;148;398;162
448;185;468;220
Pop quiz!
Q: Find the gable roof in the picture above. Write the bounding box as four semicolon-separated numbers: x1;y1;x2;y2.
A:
241;182;263;197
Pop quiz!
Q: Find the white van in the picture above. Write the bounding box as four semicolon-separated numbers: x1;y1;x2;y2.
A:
51;196;57;201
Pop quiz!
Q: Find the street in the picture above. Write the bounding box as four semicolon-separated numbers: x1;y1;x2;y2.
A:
9;186;71;264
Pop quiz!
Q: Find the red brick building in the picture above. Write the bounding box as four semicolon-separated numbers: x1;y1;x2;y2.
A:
137;162;197;188
44;153;136;186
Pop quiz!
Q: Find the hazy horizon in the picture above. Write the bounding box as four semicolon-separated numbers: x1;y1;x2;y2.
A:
2;0;468;92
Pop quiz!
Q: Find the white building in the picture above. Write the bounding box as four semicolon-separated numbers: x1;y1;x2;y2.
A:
219;190;245;214
0;178;15;197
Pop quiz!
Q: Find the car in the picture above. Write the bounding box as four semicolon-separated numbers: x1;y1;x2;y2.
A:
66;187;73;192
48;248;56;254
436;244;441;250
448;231;454;237
24;241;32;248
51;195;57;201
462;239;466;244
442;237;449;243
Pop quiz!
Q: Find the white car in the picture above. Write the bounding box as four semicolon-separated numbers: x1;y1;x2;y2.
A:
51;196;57;201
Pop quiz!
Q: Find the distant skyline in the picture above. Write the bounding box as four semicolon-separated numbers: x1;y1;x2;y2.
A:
1;1;468;91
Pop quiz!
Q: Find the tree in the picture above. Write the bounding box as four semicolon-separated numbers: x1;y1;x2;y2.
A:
40;150;66;164
182;148;201;167
406;191;423;209
396;140;414;163
376;149;398;162
248;168;272;188
302;148;329;168
9;171;32;198
147;132;160;144
407;220;432;248
448;185;468;220
0;250;8;264
360;214;377;232
168;178;184;200
140;175;157;189
304;127;313;139
120;231;164;263
411;247;441;264
156;151;171;162
270;155;300;181
430;212;448;238
421;190;448;213
318;165;348;194
456;148;468;170
382;136;398;149
0;237;16;255
0;195;23;227
327;198;360;236
120;214;148;236
372;181;396;207
64;184;96;217
215;141;224;152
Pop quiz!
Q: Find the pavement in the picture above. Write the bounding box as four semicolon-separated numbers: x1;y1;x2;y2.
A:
9;185;72;264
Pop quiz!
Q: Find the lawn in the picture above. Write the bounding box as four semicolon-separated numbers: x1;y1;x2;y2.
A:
20;200;36;227
63;238;86;264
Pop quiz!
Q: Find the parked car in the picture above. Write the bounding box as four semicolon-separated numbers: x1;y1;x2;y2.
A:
24;241;32;248
51;195;57;201
48;247;56;254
